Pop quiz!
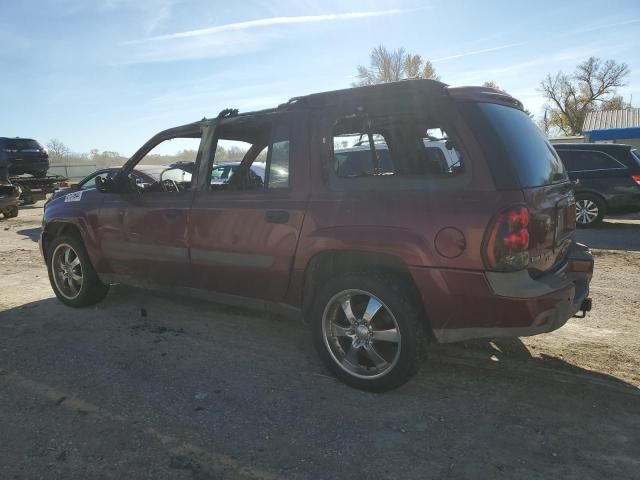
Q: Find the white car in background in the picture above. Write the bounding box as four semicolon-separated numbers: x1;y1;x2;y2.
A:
211;161;266;185
333;138;462;177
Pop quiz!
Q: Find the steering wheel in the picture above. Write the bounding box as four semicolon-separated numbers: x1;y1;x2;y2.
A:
161;179;179;192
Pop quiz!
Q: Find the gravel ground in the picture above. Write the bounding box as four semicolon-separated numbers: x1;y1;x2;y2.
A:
1;204;639;480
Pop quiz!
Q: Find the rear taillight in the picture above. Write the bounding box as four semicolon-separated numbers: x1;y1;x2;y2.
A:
483;205;530;272
632;175;640;186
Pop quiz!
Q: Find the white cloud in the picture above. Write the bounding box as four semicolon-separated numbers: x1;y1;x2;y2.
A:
119;29;283;64
143;0;179;34
433;43;525;62
449;48;599;86
121;8;418;45
118;8;421;64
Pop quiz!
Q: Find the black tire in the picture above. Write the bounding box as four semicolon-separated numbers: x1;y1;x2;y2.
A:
310;272;425;392
575;193;605;228
4;205;18;218
47;233;109;307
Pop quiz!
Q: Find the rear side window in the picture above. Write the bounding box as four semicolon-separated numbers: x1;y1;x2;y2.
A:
266;139;290;189
462;103;567;188
333;148;394;177
208;115;290;191
556;150;626;172
328;113;467;191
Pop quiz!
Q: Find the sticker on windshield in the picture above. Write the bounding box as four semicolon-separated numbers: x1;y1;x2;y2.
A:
64;191;83;202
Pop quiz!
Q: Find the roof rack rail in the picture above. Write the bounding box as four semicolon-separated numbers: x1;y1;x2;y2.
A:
278;96;304;109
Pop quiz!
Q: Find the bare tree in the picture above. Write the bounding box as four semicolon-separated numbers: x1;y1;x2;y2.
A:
482;81;536;118
46;139;70;161
539;57;630;136
482;80;502;90
355;45;440;86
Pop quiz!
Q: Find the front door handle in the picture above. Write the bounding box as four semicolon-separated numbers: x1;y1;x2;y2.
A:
265;210;290;224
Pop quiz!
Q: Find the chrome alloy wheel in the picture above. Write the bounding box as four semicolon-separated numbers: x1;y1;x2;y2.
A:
576;199;599;225
322;289;401;379
51;243;83;300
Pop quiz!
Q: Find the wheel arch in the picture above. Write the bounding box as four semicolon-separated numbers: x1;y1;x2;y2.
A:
574;189;609;213
42;221;84;261
301;249;432;333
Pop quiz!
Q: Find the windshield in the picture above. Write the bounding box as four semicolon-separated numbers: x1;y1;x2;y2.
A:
462;102;568;188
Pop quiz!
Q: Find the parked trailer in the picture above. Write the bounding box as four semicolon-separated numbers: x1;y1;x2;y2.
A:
9;175;67;205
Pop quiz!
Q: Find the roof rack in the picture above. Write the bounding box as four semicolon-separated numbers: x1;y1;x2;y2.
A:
216;108;239;120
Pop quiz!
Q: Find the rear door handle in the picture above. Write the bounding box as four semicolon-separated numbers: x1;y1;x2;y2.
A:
265;210;290;224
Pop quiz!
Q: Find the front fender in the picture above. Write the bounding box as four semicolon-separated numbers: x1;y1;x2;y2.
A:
42;190;103;267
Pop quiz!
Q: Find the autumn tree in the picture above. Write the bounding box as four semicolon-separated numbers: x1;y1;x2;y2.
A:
539;57;630;136
355;45;440;86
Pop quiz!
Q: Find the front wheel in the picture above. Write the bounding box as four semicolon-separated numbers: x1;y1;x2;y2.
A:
310;273;425;392
576;193;605;228
47;234;109;307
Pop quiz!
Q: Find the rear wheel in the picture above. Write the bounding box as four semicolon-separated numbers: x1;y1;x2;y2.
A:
575;193;605;228
310;272;425;392
47;234;109;307
2;205;18;218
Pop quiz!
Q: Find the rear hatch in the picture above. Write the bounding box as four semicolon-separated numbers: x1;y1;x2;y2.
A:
3;139;47;161
458;100;574;274
0;184;18;198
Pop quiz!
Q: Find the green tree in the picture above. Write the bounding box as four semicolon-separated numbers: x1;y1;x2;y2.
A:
539;57;630;136
355;45;440;86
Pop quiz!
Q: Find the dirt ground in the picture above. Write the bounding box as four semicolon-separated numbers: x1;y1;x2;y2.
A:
1;204;639;480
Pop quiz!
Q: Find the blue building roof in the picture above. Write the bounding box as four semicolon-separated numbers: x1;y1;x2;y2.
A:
589;127;640;141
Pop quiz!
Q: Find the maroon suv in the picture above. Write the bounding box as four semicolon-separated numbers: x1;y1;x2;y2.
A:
41;80;593;391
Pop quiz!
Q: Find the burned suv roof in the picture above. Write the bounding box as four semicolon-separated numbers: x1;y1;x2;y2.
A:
160;80;525;147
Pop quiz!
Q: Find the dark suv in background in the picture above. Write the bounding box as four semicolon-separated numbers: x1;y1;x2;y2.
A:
554;143;640;227
0;137;50;178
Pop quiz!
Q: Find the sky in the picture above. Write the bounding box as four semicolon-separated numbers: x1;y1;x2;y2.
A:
1;0;638;156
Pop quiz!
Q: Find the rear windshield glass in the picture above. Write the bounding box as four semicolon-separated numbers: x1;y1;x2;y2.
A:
462;103;567;188
4;139;42;151
632;150;640;167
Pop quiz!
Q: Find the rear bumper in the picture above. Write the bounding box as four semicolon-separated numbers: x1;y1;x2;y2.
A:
8;159;49;174
0;195;19;209
0;187;19;208
410;242;593;343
